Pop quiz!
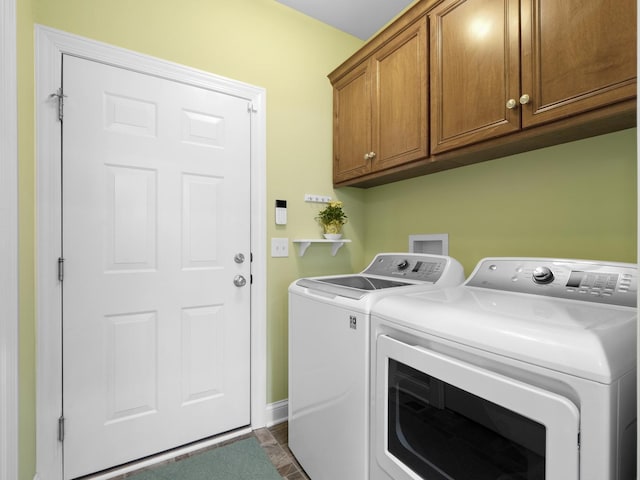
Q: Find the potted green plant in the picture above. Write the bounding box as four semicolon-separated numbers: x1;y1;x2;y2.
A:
316;201;348;239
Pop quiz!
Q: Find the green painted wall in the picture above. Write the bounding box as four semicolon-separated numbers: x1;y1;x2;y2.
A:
364;129;637;274
16;1;638;479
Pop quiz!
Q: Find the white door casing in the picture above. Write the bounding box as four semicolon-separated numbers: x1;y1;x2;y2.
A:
0;0;18;479
62;54;252;478
36;25;267;480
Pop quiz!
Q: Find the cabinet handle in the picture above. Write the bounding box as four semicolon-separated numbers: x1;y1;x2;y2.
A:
363;152;370;160
519;94;530;105
364;152;376;161
506;98;517;109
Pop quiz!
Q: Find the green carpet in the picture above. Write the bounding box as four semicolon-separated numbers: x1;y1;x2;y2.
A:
126;437;283;480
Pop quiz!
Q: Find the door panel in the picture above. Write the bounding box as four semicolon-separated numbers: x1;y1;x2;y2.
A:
62;54;251;479
430;0;521;153
372;17;428;170
333;63;372;183
520;0;637;127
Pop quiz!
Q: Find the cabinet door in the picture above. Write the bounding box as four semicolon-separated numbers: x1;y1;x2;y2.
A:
430;0;521;154
520;0;637;128
333;63;372;184
372;17;429;171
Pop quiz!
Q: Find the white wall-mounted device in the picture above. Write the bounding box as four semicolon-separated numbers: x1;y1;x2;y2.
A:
275;199;287;225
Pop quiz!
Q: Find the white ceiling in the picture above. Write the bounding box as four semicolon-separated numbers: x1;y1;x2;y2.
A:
274;0;416;40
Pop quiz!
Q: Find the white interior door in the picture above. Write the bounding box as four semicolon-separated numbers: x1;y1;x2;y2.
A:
61;54;252;479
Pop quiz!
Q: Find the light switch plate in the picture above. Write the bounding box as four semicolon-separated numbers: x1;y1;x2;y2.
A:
271;238;289;257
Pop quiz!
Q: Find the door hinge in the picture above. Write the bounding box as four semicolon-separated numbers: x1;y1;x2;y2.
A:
58;257;65;282
58;416;65;442
50;88;66;121
247;102;258;114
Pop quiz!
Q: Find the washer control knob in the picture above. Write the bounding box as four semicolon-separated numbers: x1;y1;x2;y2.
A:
397;259;410;270
532;266;554;284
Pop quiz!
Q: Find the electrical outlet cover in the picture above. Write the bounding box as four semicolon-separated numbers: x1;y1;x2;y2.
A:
271;238;289;257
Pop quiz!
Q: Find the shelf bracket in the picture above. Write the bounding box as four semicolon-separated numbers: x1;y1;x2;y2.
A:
330;241;345;256
293;239;352;257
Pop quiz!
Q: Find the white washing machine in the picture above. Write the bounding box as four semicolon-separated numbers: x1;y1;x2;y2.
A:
370;257;637;480
288;253;465;480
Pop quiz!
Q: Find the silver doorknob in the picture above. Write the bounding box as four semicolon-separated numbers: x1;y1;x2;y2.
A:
506;98;517;109
234;253;245;264
233;275;247;287
519;94;530;105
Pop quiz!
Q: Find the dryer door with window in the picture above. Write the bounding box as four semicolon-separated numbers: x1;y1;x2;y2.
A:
372;335;580;480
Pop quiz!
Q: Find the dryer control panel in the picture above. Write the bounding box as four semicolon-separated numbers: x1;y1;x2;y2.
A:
466;258;637;307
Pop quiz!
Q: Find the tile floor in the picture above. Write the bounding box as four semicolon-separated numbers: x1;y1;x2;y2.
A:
256;422;311;480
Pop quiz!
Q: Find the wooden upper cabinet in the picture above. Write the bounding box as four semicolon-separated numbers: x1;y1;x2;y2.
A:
520;0;637;127
371;17;429;172
331;16;428;184
329;0;635;187
430;0;522;154
430;0;637;154
332;63;372;183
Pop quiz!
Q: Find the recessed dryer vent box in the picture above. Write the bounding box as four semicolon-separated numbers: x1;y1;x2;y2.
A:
409;234;448;256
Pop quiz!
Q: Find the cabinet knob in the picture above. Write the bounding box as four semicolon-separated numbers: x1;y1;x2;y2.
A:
364;152;376;161
506;98;517;109
519;94;530;105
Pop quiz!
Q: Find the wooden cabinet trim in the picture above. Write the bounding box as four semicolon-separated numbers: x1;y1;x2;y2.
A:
334;100;636;188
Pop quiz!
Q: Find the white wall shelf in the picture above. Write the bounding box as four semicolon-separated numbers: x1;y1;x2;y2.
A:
293;239;352;256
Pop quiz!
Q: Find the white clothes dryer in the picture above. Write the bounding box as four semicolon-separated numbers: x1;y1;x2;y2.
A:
288;253;464;480
370;257;637;480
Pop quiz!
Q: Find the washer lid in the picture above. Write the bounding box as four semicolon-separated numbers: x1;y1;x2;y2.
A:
373;286;637;384
296;276;412;299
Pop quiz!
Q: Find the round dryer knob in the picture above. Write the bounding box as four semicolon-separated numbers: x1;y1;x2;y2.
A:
532;266;554;284
397;259;409;270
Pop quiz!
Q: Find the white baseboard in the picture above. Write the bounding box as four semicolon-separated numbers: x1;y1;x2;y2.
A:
265;399;288;427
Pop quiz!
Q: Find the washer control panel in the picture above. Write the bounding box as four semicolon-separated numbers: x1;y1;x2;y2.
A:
362;254;450;283
467;258;637;307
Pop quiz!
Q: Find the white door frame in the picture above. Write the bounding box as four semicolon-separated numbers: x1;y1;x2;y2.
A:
35;25;267;480
0;0;18;480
